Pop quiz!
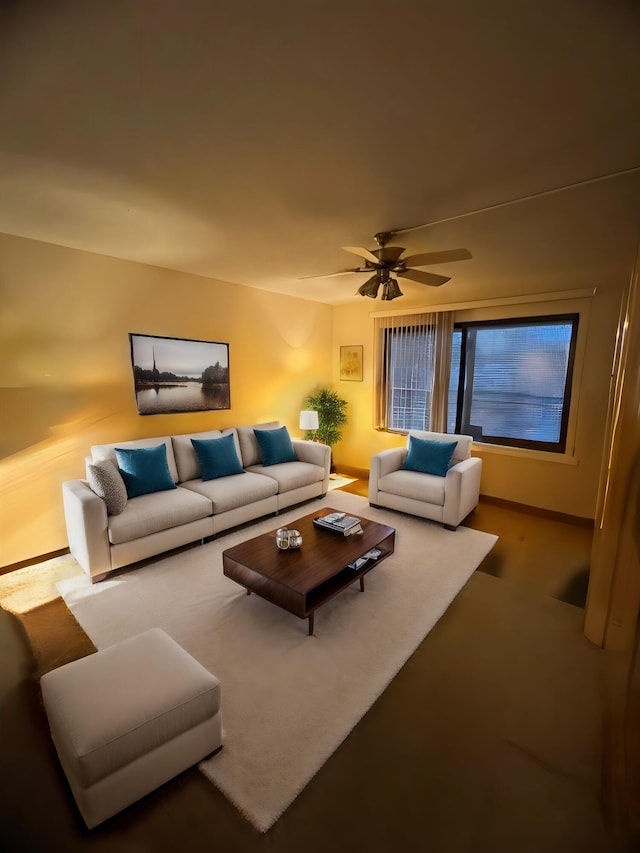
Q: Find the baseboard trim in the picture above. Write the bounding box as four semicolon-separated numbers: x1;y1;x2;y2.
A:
0;547;71;576
479;494;594;528
333;464;369;480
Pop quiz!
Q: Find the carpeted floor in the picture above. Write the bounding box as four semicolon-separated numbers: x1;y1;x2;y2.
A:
55;491;497;831
0;487;630;852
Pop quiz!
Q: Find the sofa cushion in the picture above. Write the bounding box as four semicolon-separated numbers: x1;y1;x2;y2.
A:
180;471;277;514
115;444;178;499
403;436;458;477
91;437;179;483
107;487;212;545
253;425;297;466
246;460;323;492
192;434;244;480
378;469;447;506
236;422;279;467
171;429;222;482
87;459;128;516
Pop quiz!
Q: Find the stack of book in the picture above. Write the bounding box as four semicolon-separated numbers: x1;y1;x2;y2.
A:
313;512;363;537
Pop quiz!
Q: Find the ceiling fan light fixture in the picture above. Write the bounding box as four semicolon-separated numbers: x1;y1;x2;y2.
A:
381;279;403;301
356;276;381;298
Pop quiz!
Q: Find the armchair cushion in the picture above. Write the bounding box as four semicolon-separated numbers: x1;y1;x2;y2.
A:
379;469;446;506
403;436;458;477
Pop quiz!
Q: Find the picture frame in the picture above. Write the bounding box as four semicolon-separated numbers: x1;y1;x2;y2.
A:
129;333;230;415
340;345;363;381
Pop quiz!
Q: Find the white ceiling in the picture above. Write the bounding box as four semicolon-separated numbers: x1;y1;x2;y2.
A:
1;0;639;305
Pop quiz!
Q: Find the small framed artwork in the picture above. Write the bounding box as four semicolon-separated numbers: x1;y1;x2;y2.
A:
340;345;363;381
129;333;230;415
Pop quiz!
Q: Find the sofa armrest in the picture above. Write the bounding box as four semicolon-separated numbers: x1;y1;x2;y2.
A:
443;457;483;527
292;439;331;491
369;447;407;503
62;480;112;578
292;438;330;468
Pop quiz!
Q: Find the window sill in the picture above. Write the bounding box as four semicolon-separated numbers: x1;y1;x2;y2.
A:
471;442;578;465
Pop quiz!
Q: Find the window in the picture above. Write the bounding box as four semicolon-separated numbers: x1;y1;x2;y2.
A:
374;311;454;433
448;315;579;452
386;325;434;430
376;310;580;452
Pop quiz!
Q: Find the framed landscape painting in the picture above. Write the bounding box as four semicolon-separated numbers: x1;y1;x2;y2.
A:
340;345;363;381
129;333;230;415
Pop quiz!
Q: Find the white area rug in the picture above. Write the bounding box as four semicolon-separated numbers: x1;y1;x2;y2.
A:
57;492;497;832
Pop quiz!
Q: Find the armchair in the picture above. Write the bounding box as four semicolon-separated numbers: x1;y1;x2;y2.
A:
368;430;482;529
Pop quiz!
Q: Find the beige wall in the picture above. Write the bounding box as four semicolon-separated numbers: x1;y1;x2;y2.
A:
0;234;333;566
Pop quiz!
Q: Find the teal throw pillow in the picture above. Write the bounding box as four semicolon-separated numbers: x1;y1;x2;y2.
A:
253;425;297;466
403;436;458;477
114;444;177;499
191;434;244;481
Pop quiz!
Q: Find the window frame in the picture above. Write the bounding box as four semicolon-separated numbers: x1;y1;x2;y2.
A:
450;313;580;453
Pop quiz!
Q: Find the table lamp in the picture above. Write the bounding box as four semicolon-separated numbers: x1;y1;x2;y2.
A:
299;410;319;441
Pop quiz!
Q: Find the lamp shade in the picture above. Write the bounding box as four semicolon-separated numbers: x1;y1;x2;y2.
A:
299;410;319;431
381;279;403;300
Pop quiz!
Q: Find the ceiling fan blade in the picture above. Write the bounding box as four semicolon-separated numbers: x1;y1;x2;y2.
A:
356;274;381;298
342;245;380;265
401;248;472;267
298;269;365;280
397;269;451;287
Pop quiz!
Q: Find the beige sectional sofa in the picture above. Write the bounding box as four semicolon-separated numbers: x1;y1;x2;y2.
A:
62;422;330;582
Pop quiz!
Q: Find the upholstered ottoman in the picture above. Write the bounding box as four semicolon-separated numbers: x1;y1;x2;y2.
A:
40;628;222;828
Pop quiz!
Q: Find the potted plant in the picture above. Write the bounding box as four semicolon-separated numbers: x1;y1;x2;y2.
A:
302;387;348;449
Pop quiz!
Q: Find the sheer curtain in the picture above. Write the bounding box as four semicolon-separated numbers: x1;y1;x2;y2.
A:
373;310;454;432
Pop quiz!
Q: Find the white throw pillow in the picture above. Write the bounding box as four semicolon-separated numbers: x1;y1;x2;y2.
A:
87;459;128;515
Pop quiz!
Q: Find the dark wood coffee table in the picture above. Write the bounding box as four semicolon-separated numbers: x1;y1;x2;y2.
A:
222;507;395;635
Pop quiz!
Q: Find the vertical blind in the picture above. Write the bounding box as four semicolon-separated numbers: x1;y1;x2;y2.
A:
373;311;454;432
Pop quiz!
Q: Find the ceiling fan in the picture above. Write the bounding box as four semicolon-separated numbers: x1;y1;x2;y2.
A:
300;231;472;300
